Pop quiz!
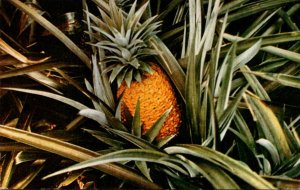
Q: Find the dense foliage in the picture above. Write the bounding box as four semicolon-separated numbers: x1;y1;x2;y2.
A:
0;0;299;189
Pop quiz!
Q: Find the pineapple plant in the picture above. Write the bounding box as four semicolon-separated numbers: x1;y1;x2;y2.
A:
0;0;300;189
88;0;182;139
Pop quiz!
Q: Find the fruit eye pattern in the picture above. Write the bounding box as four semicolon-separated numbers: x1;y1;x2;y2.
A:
117;63;182;140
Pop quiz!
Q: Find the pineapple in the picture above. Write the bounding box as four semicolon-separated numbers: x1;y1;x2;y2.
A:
91;0;181;139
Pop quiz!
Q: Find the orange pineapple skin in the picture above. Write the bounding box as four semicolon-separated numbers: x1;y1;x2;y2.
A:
117;63;181;140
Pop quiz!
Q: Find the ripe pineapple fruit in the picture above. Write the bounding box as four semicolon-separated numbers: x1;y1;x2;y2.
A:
92;0;181;139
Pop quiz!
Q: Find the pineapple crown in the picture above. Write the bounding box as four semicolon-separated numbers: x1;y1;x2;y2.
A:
88;0;161;87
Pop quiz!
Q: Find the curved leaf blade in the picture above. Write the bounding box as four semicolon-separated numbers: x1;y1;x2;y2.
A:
196;161;240;189
0;125;161;189
2;88;88;110
165;144;275;189
247;95;292;160
256;138;280;165
249;72;300;89
144;108;171;143
43;149;189;179
79;109;108;127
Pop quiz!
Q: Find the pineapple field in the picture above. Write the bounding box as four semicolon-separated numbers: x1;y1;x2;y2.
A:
0;0;300;189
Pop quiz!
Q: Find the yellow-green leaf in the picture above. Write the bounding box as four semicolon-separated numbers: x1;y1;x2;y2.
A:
249;71;300;89
247;95;292;160
0;125;161;189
